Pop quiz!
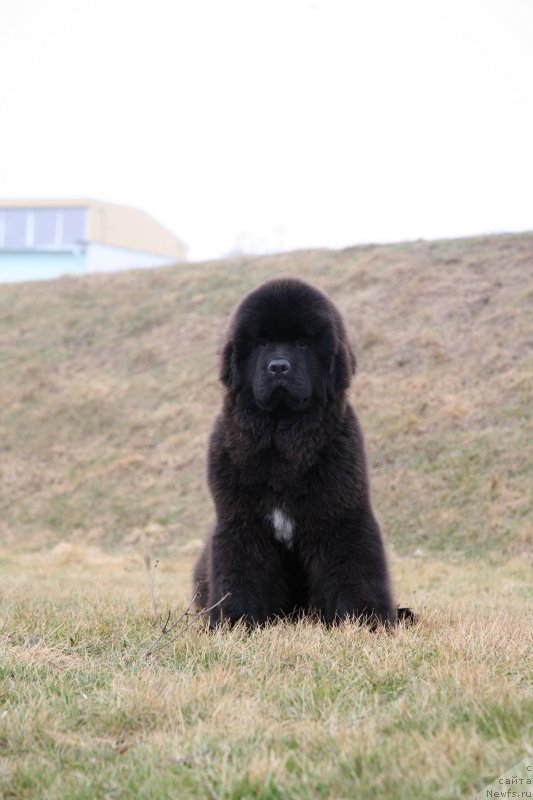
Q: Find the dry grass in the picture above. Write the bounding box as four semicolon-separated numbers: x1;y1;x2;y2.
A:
0;548;531;800
0;232;532;798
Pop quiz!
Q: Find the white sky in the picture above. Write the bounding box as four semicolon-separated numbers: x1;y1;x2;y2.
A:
1;0;532;260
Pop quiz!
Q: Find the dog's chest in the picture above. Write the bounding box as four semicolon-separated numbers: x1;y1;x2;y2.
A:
269;508;294;549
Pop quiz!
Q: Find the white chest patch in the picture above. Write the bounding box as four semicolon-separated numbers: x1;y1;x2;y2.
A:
270;508;294;549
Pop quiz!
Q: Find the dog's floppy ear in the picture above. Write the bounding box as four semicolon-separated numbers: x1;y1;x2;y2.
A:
327;303;357;394
220;339;241;390
333;337;357;392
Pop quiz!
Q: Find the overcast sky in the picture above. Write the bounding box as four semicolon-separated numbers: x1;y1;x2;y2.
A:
1;0;532;260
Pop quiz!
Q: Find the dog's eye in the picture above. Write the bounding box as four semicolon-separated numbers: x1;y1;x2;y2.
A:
296;339;308;349
258;338;269;347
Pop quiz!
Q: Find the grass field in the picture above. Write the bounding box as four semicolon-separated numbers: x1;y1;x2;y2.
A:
1;233;532;799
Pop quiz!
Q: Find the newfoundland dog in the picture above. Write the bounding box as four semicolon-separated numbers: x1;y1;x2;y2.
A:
193;277;413;628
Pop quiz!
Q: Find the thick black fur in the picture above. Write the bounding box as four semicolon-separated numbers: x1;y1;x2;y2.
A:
193;278;414;628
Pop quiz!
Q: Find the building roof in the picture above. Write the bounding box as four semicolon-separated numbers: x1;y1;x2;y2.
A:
0;198;187;260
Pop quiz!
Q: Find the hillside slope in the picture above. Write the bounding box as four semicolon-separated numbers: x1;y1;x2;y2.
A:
0;233;531;557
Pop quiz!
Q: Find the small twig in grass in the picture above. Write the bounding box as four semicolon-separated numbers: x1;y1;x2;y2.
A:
144;590;199;655
145;557;160;619
143;591;230;659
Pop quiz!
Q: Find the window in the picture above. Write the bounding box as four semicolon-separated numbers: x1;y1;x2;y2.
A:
4;209;27;249
0;206;88;250
61;208;86;245
33;209;57;247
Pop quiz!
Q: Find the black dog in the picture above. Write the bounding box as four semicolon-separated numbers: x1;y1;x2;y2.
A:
194;278;414;628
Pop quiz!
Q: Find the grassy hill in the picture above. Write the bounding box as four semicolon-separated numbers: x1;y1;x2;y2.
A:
0;233;532;799
1;232;531;556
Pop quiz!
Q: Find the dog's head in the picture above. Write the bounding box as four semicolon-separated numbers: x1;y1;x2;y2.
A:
220;278;356;416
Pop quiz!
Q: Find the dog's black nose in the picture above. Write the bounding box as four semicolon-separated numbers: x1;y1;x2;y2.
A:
267;358;291;375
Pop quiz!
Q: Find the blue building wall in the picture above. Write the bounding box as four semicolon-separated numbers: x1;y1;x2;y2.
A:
0;252;88;283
